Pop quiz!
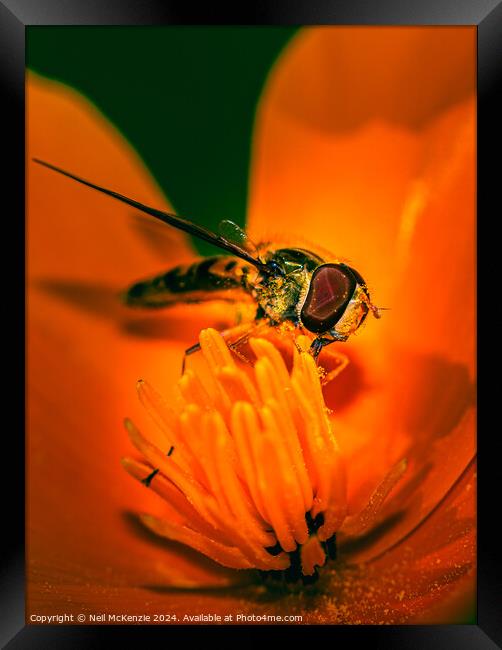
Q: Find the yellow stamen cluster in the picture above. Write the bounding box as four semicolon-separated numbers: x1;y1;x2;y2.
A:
123;328;408;582
122;328;347;577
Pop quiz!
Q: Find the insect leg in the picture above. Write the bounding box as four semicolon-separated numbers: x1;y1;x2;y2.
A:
310;337;332;360
309;337;350;385
222;320;272;365
180;321;262;373
320;349;350;386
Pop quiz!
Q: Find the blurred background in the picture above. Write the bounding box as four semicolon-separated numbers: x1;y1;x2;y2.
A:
27;26;298;255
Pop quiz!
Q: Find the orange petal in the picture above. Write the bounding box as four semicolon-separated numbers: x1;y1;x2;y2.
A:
27;72;239;612
311;461;476;624
248;28;474;307
27;72;193;284
255;27;474;133
341;99;475;554
249;28;476;544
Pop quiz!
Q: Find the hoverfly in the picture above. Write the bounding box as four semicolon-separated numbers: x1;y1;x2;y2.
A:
33;158;382;368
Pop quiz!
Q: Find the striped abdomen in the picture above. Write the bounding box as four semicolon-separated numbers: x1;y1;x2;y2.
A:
124;256;257;308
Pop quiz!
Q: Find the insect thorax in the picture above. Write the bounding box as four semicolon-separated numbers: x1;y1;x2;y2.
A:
255;248;324;325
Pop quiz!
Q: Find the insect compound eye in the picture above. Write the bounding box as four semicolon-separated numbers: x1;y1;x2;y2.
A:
300;264;356;333
340;263;367;289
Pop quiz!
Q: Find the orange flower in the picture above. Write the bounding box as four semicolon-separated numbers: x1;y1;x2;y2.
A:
122;328;407;584
27;26;475;623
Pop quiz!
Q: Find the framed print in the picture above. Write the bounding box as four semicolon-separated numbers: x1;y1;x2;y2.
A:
1;1;500;647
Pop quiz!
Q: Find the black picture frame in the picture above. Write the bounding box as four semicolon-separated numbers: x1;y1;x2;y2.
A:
1;1;500;647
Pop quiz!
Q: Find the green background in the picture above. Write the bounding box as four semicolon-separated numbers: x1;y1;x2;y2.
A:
27;26;298;255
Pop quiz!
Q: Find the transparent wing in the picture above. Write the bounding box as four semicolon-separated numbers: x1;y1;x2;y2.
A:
218;219;260;257
33;159;272;275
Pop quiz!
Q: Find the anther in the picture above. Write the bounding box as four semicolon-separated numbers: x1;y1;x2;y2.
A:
321;534;337;560
141;468;159;487
265;542;283;557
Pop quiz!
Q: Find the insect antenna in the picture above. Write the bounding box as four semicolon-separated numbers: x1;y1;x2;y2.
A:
33;158;274;275
370;305;390;319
